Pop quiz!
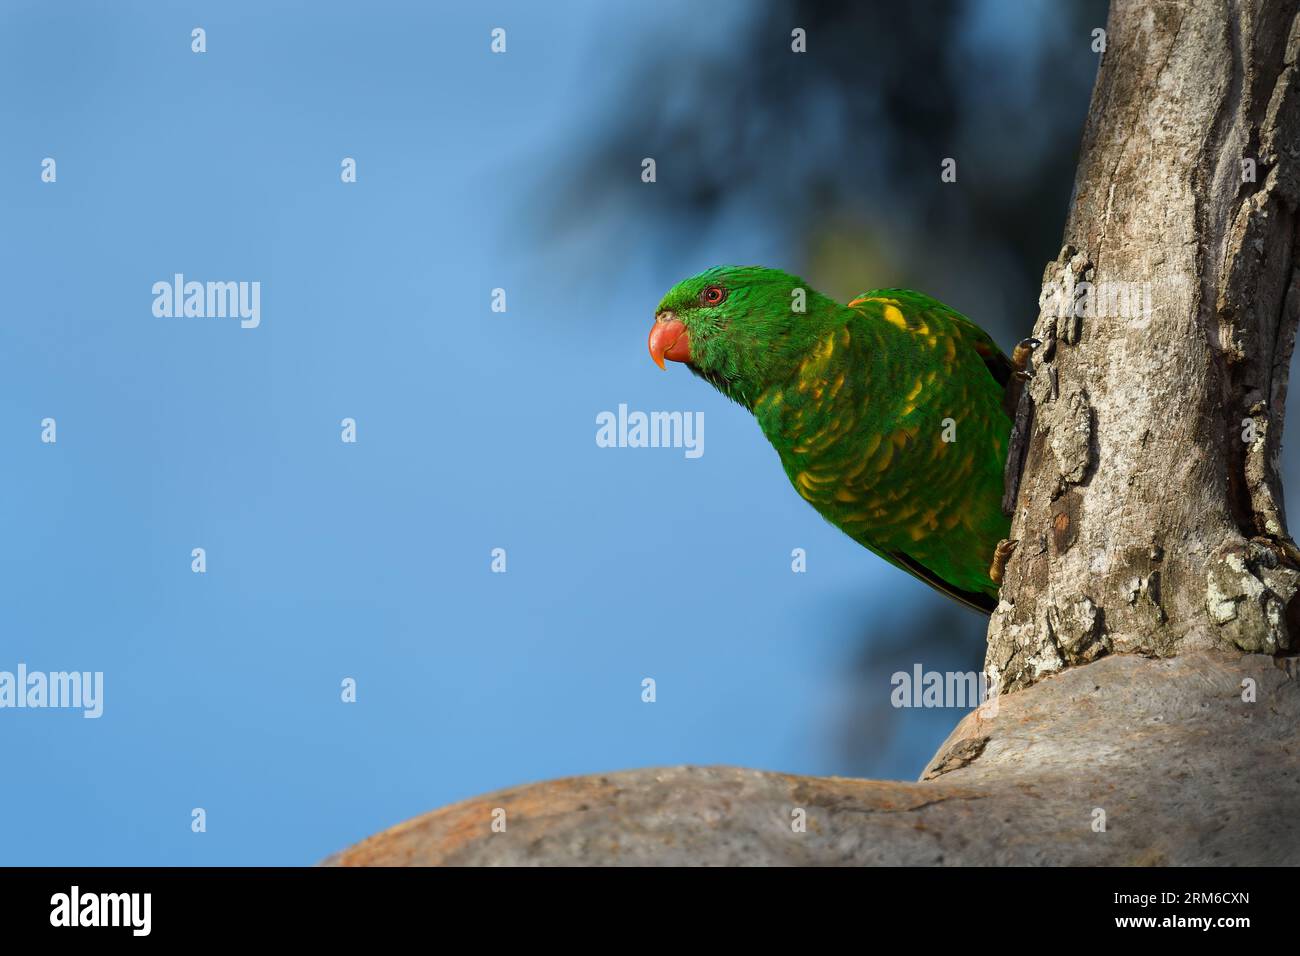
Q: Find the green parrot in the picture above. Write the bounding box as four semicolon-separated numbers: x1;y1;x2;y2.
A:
648;265;1028;614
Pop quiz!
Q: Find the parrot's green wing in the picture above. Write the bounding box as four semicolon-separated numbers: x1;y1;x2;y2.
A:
757;287;1012;614
848;289;1011;612
852;288;1013;385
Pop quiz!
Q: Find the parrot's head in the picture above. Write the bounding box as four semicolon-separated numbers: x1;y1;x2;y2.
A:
649;265;840;407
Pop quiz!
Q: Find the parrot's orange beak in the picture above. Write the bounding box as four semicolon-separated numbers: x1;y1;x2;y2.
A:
649;312;691;370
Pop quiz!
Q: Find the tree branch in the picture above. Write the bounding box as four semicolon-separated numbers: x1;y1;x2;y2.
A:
325;652;1300;865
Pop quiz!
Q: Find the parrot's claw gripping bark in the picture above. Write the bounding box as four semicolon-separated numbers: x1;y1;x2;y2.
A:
1011;337;1042;376
1003;338;1041;416
989;538;1018;586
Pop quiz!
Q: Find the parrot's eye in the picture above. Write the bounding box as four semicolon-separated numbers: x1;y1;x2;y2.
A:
700;285;727;306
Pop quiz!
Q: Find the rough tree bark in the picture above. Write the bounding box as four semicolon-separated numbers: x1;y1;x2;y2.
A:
327;0;1300;865
989;0;1300;690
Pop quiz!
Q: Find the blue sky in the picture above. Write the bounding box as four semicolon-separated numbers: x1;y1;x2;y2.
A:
2;1;1027;865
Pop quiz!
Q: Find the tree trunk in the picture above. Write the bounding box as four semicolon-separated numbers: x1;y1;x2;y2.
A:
326;0;1300;865
989;0;1300;690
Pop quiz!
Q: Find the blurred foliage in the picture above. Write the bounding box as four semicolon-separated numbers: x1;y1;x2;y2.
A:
549;0;1108;350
